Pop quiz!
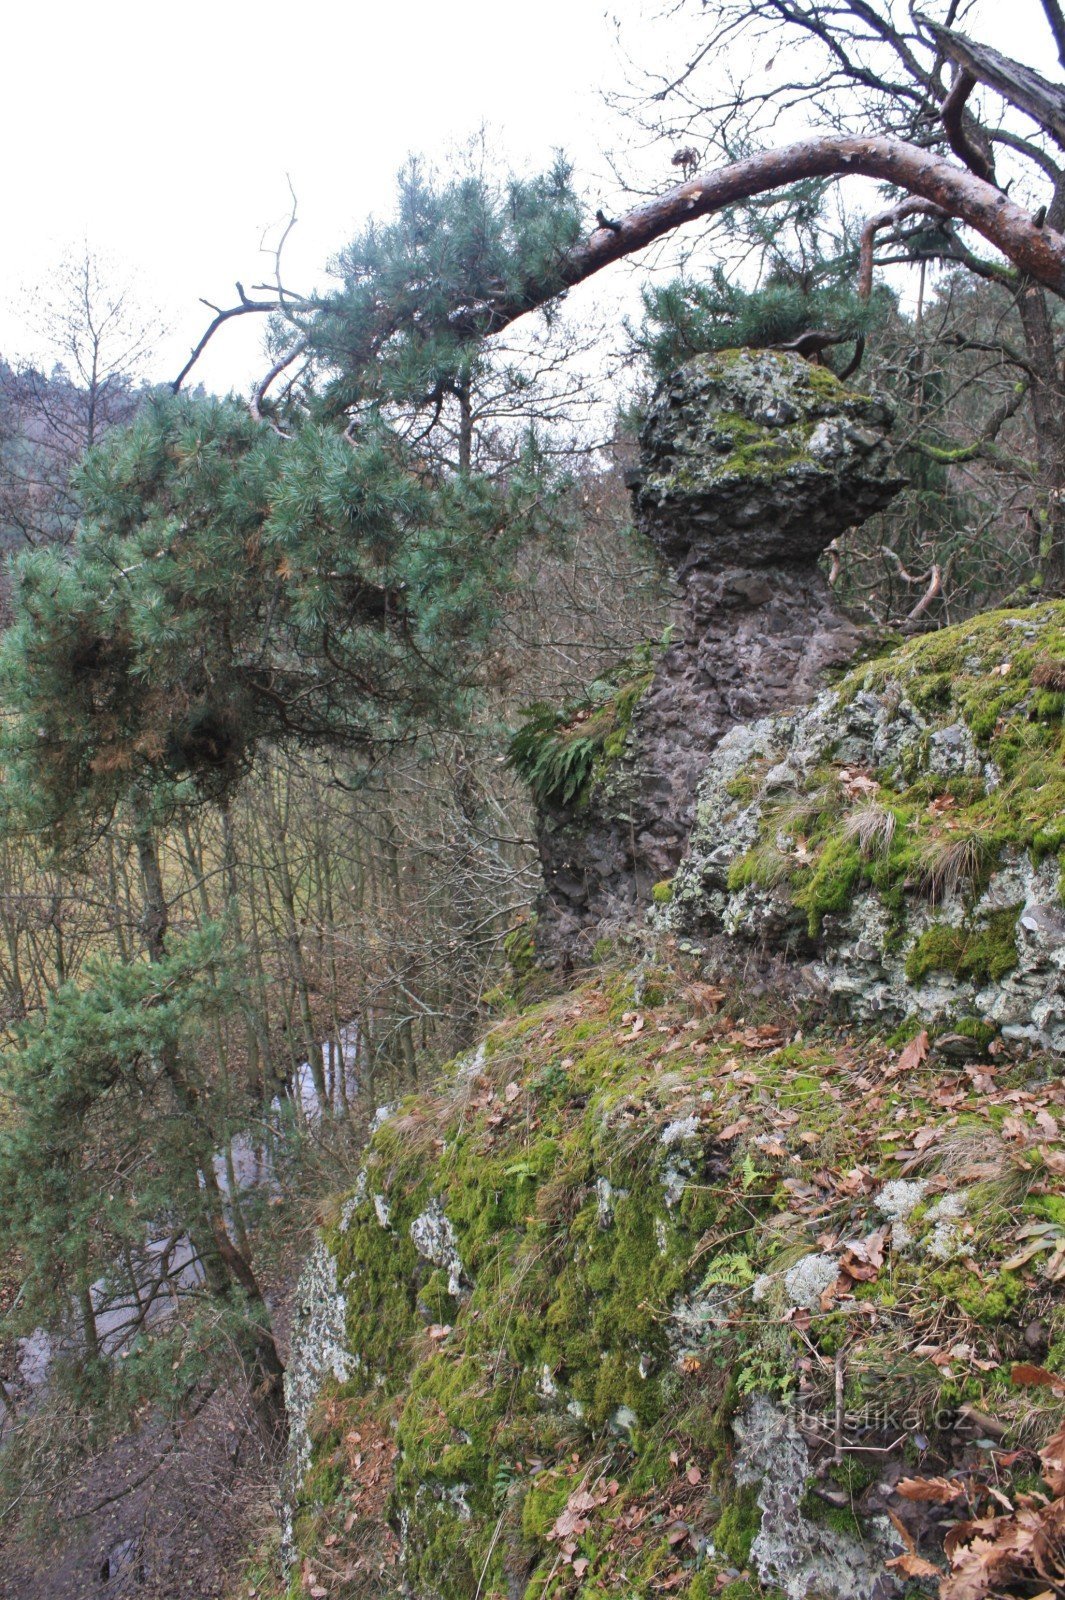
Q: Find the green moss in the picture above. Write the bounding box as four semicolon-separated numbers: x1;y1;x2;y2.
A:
948;1016;998;1051
793;832;863;936
905;908;1020;986
714;1482;761;1566
652;879;674;905
927;1264;1024;1324
292;960;1061;1600
1024;1194;1065;1227
715;604;1065;983
799;1485;862;1539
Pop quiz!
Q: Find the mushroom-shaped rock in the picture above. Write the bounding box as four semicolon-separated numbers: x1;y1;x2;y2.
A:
630;349;905;566
530;349;905;965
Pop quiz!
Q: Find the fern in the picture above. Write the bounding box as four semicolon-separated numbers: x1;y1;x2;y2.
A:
506;649;658;809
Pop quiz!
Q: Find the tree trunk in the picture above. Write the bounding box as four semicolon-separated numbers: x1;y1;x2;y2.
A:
1016;280;1065;593
133;806;288;1449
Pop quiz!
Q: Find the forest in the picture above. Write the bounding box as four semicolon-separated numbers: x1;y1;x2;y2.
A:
0;2;1064;1598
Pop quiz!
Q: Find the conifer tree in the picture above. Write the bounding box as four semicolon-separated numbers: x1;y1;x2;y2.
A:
0;925;287;1445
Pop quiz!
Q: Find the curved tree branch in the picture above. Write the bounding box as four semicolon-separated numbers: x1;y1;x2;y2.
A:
171;285;281;393
859;198;949;297
470;134;1065;344
941;67;997;184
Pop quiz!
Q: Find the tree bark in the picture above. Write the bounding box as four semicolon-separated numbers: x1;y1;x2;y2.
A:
468;136;1065;345
1015;280;1065;592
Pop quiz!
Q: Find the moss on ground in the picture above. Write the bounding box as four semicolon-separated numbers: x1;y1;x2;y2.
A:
284;955;1065;1599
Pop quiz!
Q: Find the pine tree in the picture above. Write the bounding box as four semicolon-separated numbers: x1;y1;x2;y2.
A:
0;390;557;843
0;925;287;1446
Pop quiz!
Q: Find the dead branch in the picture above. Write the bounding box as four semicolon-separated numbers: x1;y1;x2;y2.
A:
859;199;949;298
249;340;308;434
915;13;1065;150
1043;0;1065;71
941;67;997;184
908;563;943;619
171;285;281;394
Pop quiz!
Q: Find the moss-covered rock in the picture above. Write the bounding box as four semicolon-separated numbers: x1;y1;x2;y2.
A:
629;349;904;566
668;602;1065;1052
282;961;1065;1598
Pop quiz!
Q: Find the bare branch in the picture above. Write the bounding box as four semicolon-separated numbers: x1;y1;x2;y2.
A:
908;563;943;619
941;67;997;183
249;340;308;434
859;198;948;297
1041;0;1065;71
915;13;1065;149
171;285;281;394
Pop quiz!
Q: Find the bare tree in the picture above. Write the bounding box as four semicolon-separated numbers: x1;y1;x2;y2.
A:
0;247;164;547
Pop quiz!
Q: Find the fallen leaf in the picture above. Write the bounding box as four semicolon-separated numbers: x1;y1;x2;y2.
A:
1011;1363;1065;1396
895;1475;967;1503
1039;1423;1065;1495
886;1553;942;1578
686;1464;703;1485
895;1030;931;1074
719;1119;751;1140
1040;1145;1065;1176
504;1081;521;1102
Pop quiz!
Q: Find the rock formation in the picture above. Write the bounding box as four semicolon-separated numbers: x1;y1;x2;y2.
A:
280;361;1065;1600
533;348;904;962
666;601;1065;1053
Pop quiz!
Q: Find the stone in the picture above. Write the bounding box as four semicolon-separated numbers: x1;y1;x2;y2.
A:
533;350;903;961
665;606;1065;1054
410;1198;468;1298
734;1396;901;1600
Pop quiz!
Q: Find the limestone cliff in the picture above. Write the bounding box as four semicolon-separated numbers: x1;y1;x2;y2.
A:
666;603;1065;1055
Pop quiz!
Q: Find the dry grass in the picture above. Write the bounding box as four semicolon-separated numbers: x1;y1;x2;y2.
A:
841;801;897;860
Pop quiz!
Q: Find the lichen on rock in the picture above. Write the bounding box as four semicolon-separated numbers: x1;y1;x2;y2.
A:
667;602;1065;1051
281;962;1065;1598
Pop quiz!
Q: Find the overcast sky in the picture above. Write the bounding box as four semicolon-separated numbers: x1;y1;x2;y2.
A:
1;0;1055;396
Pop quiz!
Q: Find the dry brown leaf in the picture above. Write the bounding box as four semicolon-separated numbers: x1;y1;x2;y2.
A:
896;1030;931;1074
719;1118;751;1139
1012;1363;1065;1397
1039;1424;1065;1496
1039;1145;1065;1176
895;1475;967;1503
886;1552;942;1578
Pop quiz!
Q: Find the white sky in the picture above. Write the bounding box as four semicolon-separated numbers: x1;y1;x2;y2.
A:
0;0;1057;396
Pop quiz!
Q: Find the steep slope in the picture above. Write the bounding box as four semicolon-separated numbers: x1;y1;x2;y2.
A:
281;959;1065;1600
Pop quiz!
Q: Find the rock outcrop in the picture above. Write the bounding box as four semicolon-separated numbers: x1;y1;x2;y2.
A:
666;602;1065;1053
533;349;904;963
283;964;1065;1600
